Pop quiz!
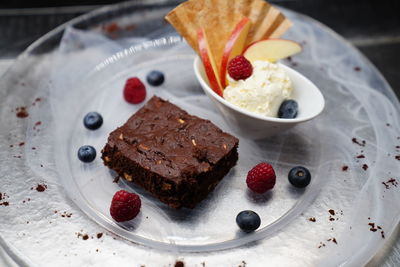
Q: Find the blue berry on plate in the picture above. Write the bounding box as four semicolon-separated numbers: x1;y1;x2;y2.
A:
78;145;96;163
146;70;165;86
278;99;298;119
83;112;103;130
288;166;311;188
236;210;261;232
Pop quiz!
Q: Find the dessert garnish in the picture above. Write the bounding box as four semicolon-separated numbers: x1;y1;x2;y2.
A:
227;55;253;81
146;70;165;86
165;0;302;118
110;190;141;222
77;145;96;163
83;112;103;130
101;96;239;209
288;166;311;188
278;99;298;119
123;77;146;104
236;210;261;232
246;162;276;194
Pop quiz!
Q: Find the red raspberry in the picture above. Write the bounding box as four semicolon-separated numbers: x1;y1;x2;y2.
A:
110;190;141;222
123;77;146;104
228;55;253;81
246;163;276;193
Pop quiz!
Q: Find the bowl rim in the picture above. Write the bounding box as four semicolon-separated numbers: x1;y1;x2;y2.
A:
193;56;325;124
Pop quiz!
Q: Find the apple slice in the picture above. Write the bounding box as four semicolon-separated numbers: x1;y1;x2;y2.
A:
220;17;251;88
198;28;224;97
244;39;302;63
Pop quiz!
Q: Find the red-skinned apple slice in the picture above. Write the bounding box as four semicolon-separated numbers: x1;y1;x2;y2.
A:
198;28;224;97
220;17;251;88
244;39;302;63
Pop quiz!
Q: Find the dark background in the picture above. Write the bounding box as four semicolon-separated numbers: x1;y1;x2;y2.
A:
1;0;400;97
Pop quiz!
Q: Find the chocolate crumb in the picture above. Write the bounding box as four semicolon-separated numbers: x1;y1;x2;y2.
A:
0;202;9;206
381;231;385;238
352;138;366;147
40;164;43;167
395;155;400;161
9;144;13;148
342;165;349;171
19;142;25;146
308;217;316;222
377;226;382;230
97;233;103;239
113;176;120;183
332;238;337;244
16;107;29;118
356;154;365;159
354;66;361;72
32;147;36;150
362;164;368;171
175;261;184;267
328;209;335;216
35;184;47;192
329;217;335;221
82;234;89;240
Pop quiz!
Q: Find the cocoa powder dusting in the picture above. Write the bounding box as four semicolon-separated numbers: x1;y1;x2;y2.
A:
35;184;47;192
16;107;29;118
352;138;366;147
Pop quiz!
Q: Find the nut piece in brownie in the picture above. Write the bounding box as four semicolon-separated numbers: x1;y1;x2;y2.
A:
102;96;239;209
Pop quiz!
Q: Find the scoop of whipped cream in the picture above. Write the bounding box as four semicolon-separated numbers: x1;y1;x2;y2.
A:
223;60;292;117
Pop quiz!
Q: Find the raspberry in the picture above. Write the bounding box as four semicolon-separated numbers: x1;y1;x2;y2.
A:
228;55;253;81
123;77;146;104
246;163;276;193
110;190;141;222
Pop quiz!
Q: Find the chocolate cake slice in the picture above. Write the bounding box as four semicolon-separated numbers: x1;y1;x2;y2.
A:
102;96;239;209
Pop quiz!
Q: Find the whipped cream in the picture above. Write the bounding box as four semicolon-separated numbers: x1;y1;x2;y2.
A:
223;60;292;117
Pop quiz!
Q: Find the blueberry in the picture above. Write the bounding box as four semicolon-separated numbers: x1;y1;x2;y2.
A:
146;70;165;86
288;166;311;188
278;99;298;119
236;210;261;232
78;145;96;163
83;112;103;130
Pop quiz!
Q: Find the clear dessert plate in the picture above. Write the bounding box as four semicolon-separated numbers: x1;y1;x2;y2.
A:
1;1;400;266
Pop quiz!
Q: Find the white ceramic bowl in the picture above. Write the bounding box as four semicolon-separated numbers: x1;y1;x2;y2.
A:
193;56;325;139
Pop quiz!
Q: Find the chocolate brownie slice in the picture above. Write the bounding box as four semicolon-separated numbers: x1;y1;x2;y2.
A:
102;96;238;209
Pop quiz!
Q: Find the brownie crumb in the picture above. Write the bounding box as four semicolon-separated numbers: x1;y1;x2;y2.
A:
113;176;120;183
97;233;103;239
395;155;400;161
332;238;337;244
35;184;47;192
328;209;335;216
381;231;385;239
352;138;366;147
356;154;365;159
0;202;9;206
238;261;246;267
82;234;89;240
354;66;361;72
329;217;335;221
16;107;29;118
19;142;25;146
40;164;43;167
175;261;184;267
308;217;316;222
362;164;368;171
103;23;119;34
382;178;397;189
318;242;326;248
342;165;349;171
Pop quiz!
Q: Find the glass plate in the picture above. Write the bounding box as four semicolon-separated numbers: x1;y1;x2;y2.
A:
1;1;400;266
